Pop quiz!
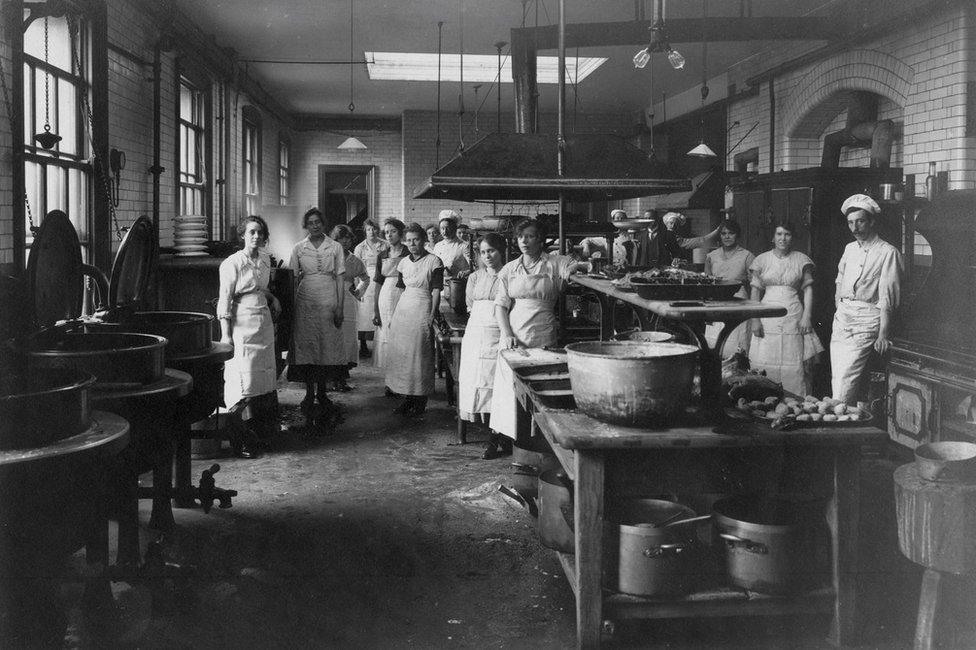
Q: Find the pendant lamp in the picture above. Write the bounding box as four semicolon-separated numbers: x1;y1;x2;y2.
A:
338;136;367;150
686;0;716;158
337;0;367;152
34;17;62;150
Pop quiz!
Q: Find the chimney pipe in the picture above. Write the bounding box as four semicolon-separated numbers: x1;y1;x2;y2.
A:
821;91;894;168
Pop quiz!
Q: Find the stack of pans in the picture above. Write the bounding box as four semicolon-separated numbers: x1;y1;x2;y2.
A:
173;215;208;256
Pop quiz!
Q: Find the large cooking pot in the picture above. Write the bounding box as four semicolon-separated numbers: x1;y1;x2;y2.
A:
99;310;214;359
28;331;168;388
712;496;826;594
538;469;574;553
608;499;700;596
448;278;467;315
511;436;561;499
565;341;699;426
611;329;674;343
0;369;95;450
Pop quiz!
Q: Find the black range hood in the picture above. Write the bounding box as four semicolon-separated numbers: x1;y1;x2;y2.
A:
640;171;726;211
413;132;690;202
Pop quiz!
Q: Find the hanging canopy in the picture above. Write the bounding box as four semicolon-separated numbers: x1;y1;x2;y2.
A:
413;132;690;202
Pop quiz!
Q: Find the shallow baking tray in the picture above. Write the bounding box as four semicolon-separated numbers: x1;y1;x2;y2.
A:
630;279;742;301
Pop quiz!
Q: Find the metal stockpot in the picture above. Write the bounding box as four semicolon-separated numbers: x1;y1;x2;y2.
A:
511;436;561;499
537;469;574;554
448;278;467;315
0;369;95;450
565;341;698;426
608;499;699;596
712;496;824;595
28;331;168;388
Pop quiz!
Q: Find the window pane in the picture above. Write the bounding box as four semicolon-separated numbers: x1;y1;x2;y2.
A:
46;165;66;211
24;17;72;72
69;167;88;241
58;78;78;156
23;65;33;140
180;84;191;121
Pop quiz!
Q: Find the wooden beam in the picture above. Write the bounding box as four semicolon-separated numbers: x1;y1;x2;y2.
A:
511;17;841;51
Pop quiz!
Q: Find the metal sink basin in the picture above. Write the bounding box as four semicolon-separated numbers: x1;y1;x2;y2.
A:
0;369;95;450
28;330;167;388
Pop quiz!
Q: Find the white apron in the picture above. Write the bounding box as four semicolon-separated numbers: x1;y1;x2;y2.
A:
386;254;441;396
341;275;360;364
354;239;386;334
491;348;567;440
704;286;751;357
830;299;881;405
749;285;824;396
458;300;501;420
374;254;405;369
224;293;277;408
293;272;345;366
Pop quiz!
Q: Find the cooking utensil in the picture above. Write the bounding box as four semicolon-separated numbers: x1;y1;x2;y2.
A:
914;441;976;482
661;514;712;529
511;436;561;499
612;329;674;343
537;469;574;553
0;369;95;450
565;341;698;427
630;278;742;301
28;331;168;388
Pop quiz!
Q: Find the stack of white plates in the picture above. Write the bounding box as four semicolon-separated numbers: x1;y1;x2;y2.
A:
174;215;209;256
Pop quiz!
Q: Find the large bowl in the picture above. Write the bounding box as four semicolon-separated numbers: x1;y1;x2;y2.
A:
565;341;699;427
612;329;675;343
914;441;976;482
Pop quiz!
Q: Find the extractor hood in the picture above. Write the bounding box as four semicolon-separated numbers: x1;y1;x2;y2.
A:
413;132;690;202
640;171;726;211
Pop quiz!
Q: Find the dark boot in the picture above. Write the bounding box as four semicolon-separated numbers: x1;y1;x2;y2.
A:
482;433;503;460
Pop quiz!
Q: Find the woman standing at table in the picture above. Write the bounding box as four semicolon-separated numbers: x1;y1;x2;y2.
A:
457;233;506;458
218;215;281;458
332;224;370;391
372;219;408;379
386;223;444;416
353;220;387;359
490;218;590;447
289;208;346;427
703;219;755;358
748;220;824;396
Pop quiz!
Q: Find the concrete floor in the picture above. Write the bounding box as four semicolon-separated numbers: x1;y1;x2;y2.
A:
57;360;976;648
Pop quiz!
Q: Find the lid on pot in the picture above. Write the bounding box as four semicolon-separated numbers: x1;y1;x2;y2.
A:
26;210;84;328
713;496;799;527
109;215;158;307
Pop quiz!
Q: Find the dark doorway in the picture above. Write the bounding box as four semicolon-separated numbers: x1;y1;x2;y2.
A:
318;165;375;238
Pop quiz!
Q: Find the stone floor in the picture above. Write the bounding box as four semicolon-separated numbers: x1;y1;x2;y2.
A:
55;359;976;648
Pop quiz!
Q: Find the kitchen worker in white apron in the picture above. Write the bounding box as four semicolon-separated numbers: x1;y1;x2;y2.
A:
831;194;903;405
491;218;590;443
332;224;370;391
353;219;387;358
431;210;471;304
457;233;506;458
218;215;281;459
386;223;444;416
372;218;408;384
289;208;346;430
704;219;755;357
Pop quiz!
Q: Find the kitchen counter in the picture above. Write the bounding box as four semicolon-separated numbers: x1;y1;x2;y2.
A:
508;352;886;649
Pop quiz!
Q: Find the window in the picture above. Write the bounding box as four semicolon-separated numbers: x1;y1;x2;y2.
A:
23;14;89;253
178;76;208;218
242;107;261;216
278;137;289;205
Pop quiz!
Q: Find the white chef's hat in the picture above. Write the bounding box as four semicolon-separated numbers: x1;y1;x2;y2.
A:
610;209;627;221
438;209;460;222
840;194;881;216
661;212;686;229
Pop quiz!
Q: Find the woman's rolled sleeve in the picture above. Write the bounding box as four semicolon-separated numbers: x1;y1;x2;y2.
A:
216;259;237;319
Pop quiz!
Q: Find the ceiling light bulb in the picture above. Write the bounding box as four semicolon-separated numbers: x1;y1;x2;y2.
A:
633;48;651;70
667;48;685;70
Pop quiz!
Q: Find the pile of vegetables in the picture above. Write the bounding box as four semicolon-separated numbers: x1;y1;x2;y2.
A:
735;395;868;423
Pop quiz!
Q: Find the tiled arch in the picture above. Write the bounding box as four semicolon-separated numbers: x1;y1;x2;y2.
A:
782;49;914;139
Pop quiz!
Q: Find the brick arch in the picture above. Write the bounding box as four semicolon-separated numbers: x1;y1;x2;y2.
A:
782;50;913;139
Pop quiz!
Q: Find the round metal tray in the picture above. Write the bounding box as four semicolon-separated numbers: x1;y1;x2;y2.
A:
630;279;742;301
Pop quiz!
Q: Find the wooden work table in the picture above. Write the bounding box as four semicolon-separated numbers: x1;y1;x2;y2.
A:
508;363;887;648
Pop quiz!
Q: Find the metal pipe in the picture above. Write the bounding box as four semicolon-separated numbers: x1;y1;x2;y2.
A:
767;80;775;173
151;42;162;236
557;0;566;253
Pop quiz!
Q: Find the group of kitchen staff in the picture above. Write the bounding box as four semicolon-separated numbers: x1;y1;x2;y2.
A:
598;195;901;407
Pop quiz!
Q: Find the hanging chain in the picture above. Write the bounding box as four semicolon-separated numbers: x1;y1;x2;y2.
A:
42;16;52;133
0;1;36;233
347;0;354;112
66;14;124;239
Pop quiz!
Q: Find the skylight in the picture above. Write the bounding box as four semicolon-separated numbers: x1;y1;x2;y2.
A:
365;52;607;84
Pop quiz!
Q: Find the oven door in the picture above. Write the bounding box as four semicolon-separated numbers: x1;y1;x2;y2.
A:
887;367;934;449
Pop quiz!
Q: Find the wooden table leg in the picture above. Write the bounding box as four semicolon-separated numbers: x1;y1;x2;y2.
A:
573;451;605;649
914;568;941;650
827;447;861;647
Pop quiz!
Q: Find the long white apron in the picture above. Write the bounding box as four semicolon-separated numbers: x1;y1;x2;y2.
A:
830;300;880;405
293;273;344;366
749;285;824;396
357;279;378;334
224;293;277;408
375;277;404;369
491;272;560;439
704;286;751;357
386;287;435;396
341;277;359;364
458;300;501;420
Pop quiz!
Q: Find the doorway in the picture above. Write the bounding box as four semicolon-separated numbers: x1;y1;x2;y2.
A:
318;165;375;238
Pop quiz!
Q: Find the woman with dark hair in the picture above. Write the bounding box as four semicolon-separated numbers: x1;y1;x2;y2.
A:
332;224;370;390
289;207;345;427
703;219;755;357
353;219;387;357
386;223;444;415
372;218;408;374
748;220;824;395
457;233;507;458
491;218;590;444
218;215;281;458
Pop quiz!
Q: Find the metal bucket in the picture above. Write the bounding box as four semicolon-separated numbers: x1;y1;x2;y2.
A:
537;469;574;554
565;341;698;426
511;436;560;499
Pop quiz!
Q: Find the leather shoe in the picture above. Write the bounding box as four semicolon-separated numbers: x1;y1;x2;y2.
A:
482;442;502;460
234;442;261;459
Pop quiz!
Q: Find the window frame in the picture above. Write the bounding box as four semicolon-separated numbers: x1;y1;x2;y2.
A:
241;105;262;216
176;73;211;225
278;135;290;206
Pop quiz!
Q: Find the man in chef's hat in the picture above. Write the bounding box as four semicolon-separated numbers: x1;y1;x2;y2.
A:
830;193;903;405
